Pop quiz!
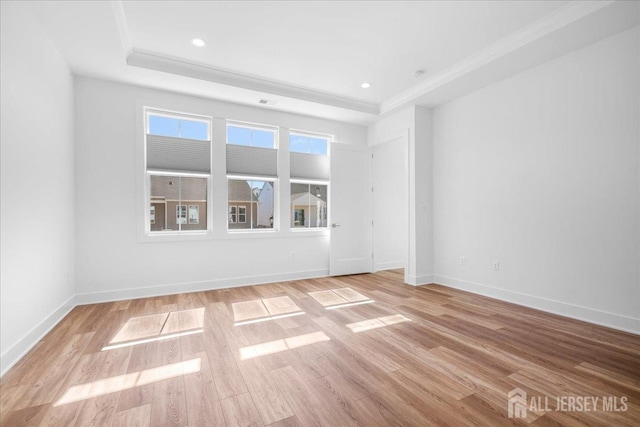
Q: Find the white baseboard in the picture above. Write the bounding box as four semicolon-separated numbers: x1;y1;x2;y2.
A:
1;294;76;377
406;274;434;286
76;269;329;305
374;261;405;271
432;275;640;335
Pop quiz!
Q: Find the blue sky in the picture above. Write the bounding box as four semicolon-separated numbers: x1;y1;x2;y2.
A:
149;115;328;155
149;115;208;140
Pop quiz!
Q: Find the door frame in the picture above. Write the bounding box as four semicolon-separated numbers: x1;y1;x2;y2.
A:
370;129;410;284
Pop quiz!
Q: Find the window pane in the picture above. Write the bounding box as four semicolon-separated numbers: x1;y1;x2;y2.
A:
149;115;179;137
228;179;273;230
252;129;275;148
177;205;187;225
312;184;328;227
291;183;328;228
179;177;207;231
290;135;309;153
150;175;207;232
180;119;208;140
229;206;237;223
255;181;274;229
238;206;247;223
227;126;251;146
291;183;310;228
309;137;328;155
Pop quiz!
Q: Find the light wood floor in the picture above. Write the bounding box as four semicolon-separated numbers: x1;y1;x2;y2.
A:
2;270;639;426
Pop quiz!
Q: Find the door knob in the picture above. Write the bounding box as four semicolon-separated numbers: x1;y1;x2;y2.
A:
331;223;341;228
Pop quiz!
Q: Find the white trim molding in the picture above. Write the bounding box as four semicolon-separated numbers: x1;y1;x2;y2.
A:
76;269;329;305
406;274;434;287
379;0;615;115
127;49;379;115
432;275;640;335
1;295;77;377
375;261;405;272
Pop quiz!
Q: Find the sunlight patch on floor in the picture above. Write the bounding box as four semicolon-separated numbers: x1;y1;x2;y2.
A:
106;308;205;350
232;296;304;326
308;288;374;310
346;314;411;333
54;358;201;406
239;331;330;360
102;329;204;351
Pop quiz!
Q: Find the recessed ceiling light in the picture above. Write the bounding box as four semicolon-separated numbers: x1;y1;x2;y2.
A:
191;37;206;47
361;82;371;89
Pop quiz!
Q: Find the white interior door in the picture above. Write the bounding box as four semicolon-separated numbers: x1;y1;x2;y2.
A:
330;143;372;276
372;137;408;271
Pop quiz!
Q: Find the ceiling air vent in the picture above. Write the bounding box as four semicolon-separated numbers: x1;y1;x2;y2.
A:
258;99;277;106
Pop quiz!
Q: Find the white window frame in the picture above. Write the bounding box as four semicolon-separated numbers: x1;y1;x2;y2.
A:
143;107;212;237
138;104;331;241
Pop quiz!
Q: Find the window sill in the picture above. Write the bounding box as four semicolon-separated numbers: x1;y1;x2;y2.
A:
138;228;329;243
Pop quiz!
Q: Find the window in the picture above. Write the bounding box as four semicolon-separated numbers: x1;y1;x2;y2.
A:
148;113;209;140
150;175;208;232
290;132;329;155
226;122;278;232
227;123;276;148
145;108;211;234
150;206;156;224
289;130;330;229
228;179;275;230
291;182;328;228
238;206;247;223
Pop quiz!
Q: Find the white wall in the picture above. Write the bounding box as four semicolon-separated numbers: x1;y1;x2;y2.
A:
432;26;640;333
0;2;76;374
74;77;366;302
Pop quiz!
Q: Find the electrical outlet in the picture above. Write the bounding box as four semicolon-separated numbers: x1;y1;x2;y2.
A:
459;256;466;266
492;260;500;271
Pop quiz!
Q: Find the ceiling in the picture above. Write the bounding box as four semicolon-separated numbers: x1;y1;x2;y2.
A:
27;1;639;124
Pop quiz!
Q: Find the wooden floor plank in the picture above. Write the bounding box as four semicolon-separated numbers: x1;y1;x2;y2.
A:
220;393;263;427
112;404;151;427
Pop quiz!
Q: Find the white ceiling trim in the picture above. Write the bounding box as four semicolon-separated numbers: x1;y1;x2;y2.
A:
126;49;379;114
111;0;617;118
110;0;132;58
379;0;614;115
